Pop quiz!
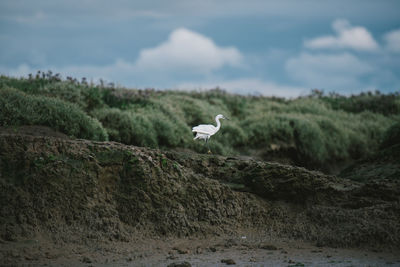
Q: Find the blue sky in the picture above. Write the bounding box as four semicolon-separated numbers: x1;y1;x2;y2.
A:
1;0;399;97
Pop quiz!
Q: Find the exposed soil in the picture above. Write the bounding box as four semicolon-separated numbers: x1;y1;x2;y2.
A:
0;126;399;265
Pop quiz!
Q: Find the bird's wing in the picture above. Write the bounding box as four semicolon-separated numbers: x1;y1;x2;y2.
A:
192;124;216;135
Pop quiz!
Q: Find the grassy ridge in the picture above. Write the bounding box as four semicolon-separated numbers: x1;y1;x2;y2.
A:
1;73;399;171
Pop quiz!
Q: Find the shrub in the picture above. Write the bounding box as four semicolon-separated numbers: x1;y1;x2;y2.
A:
0;87;108;141
381;121;400;149
92;108;157;147
241;98;393;168
0;76;105;111
316;90;400;115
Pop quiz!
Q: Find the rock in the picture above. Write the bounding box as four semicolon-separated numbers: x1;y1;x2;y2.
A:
209;247;217;252
167;255;178;260
173;247;189;254
167;261;191;267
195;247;202;254
221;258;236;265
259;244;277;250
224;238;238;248
177;248;189;254
81;256;92;263
24;254;37;261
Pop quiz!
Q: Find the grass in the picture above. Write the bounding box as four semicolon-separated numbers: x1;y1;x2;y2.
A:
0;86;108;141
1;73;399;171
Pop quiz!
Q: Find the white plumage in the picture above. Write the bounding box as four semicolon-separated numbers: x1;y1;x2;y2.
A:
192;114;228;153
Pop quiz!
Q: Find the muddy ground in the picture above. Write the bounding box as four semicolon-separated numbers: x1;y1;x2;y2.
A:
0;127;399;266
2;233;400;266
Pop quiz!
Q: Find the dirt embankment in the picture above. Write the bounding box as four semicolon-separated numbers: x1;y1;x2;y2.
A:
0;129;399;264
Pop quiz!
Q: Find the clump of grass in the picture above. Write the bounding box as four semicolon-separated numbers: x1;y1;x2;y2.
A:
0;87;108;141
308;89;400;115
92;108;157;147
241;98;393;167
0;72;108;112
381;121;400;149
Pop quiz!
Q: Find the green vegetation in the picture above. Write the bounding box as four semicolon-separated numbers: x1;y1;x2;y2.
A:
1;72;399;172
381;121;400;149
0;86;108;141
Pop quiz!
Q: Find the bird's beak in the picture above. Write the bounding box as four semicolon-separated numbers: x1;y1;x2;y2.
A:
225;116;230;120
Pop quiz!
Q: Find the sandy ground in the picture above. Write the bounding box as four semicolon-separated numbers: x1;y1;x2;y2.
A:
2;233;400;267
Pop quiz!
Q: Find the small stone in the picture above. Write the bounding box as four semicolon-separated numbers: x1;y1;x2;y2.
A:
45;252;58;259
221;258;236;265
224;239;238;248
209;247;217;252
24;254;37;261
180;249;190;254
82;256;92;263
173;247;189;254
196;247;203;254
167;255;178;260
260;244;277;250
167;261;191;267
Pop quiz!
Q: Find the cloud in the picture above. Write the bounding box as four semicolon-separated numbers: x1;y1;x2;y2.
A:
285;52;374;90
304;19;379;51
135;28;243;74
178;78;307;98
384;29;400;53
1;28;244;86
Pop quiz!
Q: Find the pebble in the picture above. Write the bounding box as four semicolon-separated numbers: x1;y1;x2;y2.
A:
221;258;236;265
167;261;191;267
81;256;92;263
260;244;278;250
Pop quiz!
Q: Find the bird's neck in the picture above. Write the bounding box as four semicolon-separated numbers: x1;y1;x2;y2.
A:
215;117;221;130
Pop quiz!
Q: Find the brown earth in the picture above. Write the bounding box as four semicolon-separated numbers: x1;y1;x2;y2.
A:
0;126;399;265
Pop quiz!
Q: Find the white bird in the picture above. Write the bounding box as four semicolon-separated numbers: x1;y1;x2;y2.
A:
192;114;228;153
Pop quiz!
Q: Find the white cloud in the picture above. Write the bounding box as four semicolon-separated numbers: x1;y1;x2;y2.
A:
304;19;379;51
178;78;307;98
285;52;374;90
384;29;400;53
135;28;243;74
1;28;243;84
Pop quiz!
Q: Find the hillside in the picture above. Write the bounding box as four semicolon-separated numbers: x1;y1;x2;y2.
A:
1;130;399;265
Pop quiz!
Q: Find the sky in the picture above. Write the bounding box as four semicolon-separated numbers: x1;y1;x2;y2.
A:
0;0;399;97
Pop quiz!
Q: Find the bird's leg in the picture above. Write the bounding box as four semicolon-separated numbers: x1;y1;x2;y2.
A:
206;138;212;154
